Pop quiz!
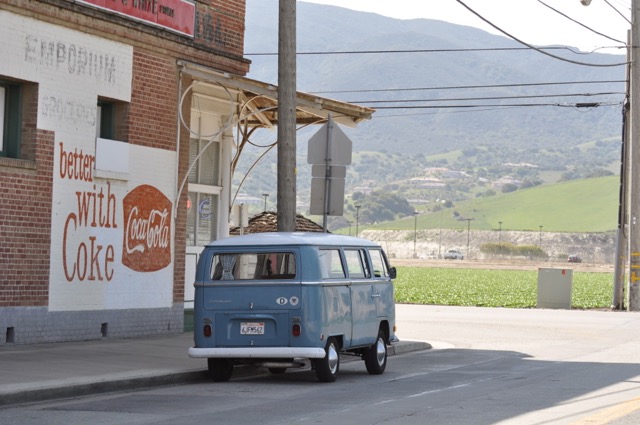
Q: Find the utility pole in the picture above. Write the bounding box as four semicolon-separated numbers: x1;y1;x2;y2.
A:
277;0;297;232
629;0;640;310
613;30;631;310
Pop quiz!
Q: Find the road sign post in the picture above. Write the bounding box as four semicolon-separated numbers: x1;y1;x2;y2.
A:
308;115;353;231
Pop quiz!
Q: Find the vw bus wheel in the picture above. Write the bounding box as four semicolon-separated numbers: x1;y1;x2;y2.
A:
208;358;233;382
364;330;387;375
316;337;340;382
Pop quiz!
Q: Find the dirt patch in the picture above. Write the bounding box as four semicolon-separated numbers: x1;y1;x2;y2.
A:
392;258;614;273
361;229;616;270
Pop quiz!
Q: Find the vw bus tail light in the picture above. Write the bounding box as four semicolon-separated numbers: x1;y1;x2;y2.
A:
292;323;301;337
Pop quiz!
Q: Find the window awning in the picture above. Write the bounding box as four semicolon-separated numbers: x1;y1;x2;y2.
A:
178;61;374;128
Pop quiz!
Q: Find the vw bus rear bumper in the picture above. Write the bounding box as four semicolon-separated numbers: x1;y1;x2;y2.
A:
188;346;326;359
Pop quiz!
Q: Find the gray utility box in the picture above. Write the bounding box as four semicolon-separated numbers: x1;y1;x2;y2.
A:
537;268;573;309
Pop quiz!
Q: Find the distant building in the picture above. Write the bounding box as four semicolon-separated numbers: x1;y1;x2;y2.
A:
493;176;522;189
229;212;324;235
424;167;469;180
440;170;470;179
503;162;538;169
409;177;446;188
352;182;375;194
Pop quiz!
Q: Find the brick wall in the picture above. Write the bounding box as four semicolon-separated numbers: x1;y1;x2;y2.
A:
130;50;179;150
0;0;248;341
0;128;55;307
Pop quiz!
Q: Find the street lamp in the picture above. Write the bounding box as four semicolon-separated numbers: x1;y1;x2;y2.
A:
498;221;503;254
467;218;472;258
437;199;446;259
262;193;269;212
413;211;419;259
355;205;361;237
539;225;543;248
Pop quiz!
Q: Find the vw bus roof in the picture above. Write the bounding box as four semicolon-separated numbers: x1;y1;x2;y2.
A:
205;232;380;248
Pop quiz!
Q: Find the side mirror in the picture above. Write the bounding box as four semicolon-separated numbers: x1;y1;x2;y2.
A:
389;267;397;280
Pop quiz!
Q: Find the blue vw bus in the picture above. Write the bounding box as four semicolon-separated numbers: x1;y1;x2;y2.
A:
188;232;398;382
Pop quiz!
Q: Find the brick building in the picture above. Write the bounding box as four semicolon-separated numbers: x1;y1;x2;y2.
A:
0;0;372;344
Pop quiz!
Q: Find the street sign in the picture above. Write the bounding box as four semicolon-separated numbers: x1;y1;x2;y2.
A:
307;116;353;227
307;119;352;165
309;177;345;216
311;164;347;178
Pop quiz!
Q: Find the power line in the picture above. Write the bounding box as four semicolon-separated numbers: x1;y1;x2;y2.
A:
372;102;620;118
605;0;632;24
454;0;628;67
537;0;626;45
347;91;624;105
371;101;622;110
245;46;607;56
308;80;626;96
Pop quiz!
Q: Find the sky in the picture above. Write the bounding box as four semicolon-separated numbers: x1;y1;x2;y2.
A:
302;0;630;54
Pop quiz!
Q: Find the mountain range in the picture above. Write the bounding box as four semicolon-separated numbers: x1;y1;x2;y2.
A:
236;0;626;218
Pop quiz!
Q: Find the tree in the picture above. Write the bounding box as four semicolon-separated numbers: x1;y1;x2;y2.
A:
501;183;518;193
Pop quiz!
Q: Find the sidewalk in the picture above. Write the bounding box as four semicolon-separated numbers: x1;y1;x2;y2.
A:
0;332;429;407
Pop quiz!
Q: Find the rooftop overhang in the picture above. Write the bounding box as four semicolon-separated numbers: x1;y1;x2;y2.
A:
178;61;374;128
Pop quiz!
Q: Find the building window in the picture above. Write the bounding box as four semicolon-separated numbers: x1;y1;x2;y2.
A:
0;80;22;158
96;100;114;139
187;191;218;246
186;137;221;246
96;98;128;141
94;98;129;175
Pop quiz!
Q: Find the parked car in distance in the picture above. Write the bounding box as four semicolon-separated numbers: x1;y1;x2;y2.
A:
444;249;464;260
568;254;582;263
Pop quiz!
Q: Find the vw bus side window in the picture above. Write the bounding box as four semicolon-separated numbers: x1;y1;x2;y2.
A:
369;249;390;278
319;249;346;279
344;249;371;279
211;252;296;280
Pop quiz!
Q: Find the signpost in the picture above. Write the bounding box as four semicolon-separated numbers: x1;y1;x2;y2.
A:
308;115;353;231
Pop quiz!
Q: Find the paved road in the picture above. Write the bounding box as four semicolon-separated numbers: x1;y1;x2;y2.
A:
3;305;640;424
398;304;640;424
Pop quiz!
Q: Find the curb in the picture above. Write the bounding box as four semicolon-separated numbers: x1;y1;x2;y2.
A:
390;340;432;355
0;370;209;408
0;340;430;408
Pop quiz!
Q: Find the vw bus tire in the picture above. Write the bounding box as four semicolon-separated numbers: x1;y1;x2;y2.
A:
316;337;340;382
364;330;388;375
208;358;233;382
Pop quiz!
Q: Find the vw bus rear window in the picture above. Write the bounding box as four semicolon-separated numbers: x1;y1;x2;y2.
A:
210;252;296;280
319;249;346;279
370;249;390;278
344;249;371;279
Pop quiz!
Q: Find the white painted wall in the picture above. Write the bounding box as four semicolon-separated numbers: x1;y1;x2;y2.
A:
0;12;177;311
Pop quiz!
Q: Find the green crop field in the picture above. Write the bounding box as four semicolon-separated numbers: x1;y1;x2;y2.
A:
394;267;614;309
370;175;618;233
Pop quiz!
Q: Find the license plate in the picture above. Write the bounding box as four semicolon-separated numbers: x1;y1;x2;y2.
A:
240;322;265;335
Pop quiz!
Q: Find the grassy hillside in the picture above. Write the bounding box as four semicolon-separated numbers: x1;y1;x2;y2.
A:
369;176;619;233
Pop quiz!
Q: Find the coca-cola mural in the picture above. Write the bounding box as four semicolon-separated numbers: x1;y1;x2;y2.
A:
122;185;172;272
26;20;178;312
50;142;176;312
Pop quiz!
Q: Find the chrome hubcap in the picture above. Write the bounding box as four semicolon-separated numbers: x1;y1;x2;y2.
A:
375;338;386;365
327;342;339;374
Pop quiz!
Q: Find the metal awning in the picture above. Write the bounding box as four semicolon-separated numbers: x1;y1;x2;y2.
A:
178;61;374;128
